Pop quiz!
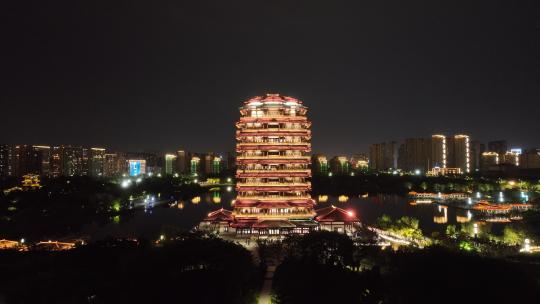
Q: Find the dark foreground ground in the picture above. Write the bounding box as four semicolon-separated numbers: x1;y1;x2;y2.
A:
2;231;540;304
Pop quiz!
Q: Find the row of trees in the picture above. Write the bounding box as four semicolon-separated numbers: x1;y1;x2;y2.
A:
0;233;261;304
376;215;424;240
269;231;540;303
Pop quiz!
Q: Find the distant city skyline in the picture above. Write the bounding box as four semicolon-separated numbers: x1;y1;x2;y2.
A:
0;133;535;157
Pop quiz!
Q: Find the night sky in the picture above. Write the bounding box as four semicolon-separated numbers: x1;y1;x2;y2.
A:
2;0;539;156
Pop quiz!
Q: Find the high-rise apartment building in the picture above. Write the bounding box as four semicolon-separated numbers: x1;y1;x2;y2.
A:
207;155;222;175
61;146;84;176
128;159;146;176
481;152;499;170
369;142;396;171
32;145;51;177
190;156;200;175
104;153;120;177
470;140;484;172
12;145;43;176
396;134;471;174
176;150;189;174
311;154;329;175
502;150;521;166
448;134;471;173
164;154;177;175
88;148;106;177
0;145;15;177
431;135;447;169
520;149;540;169
330;156;351;175
50;146;62;177
397;138;432;172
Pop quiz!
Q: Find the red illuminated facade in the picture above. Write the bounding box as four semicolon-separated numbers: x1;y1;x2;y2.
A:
199;93;360;236
231;94;317;234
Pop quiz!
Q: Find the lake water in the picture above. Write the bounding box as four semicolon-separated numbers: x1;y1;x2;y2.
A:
83;190;508;239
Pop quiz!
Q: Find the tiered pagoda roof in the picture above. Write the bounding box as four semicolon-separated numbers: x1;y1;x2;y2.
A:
232;94;315;230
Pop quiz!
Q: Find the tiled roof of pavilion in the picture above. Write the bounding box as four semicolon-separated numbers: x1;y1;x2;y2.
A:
252;220;297;228
315;206;358;222
243;93;303;106
203;208;233;222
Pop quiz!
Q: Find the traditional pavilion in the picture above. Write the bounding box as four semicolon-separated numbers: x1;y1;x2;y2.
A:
315;205;360;236
199;94;357;236
199;208;233;234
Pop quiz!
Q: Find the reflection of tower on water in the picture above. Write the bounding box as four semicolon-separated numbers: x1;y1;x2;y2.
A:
212;191;221;204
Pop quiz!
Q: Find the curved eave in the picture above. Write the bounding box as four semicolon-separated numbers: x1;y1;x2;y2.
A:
236;186;311;192
238;117;309;123
234;199;315;207
236;131;310;137
236;172;311;178
236;159;310;165
236;145;311;152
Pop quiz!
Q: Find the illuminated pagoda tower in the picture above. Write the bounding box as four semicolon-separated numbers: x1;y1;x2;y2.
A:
232;94;317;235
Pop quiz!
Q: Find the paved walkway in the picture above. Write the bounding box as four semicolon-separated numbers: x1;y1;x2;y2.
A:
258;263;277;304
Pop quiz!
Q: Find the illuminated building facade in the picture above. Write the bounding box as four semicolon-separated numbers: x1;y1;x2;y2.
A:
311;154;329;175
82;148;90;176
50;146;62;177
165;154;177;175
104;153;120;177
520;149;540;169
315;206;359;235
431;135;447;168
202;154;222;175
502;150;521;166
0;145;45;177
0;145;14;177
481;151;499;170
21;174;41;189
426;167;462;176
351;153;369;170
33;145;51;177
128;159;146;176
176;150;189;174
449;134;471;173
89;148;106;177
330;156;351;175
210;155;222;175
190;156;200;175
395;134;471;174
232;94;316;234
61;146;84;176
